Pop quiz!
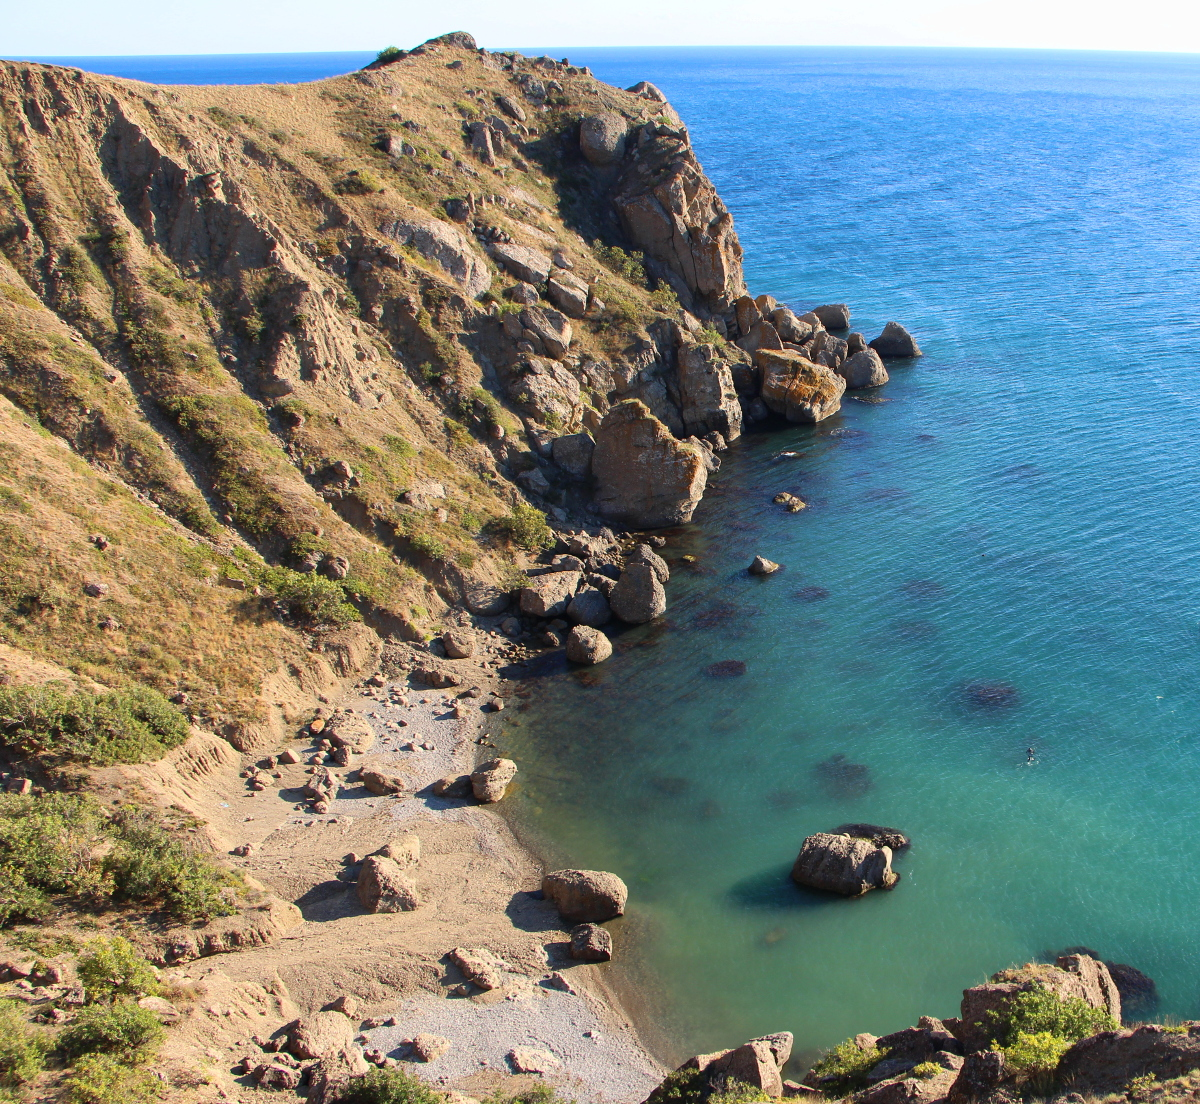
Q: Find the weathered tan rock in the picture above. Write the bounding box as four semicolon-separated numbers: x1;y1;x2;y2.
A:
811;303;851;329
678;343;743;441
565;625;612;664
770;306;814;345
547;274;589;318
441;629;475;659
509;1046;562;1074
609;563;666;624
372;834;420;867
542;868;628;922
738;319;784;357
519;305;572;359
870;321;922;358
735;295;762;336
667;1034;794;1100
358;760;411;795
288;1010;356;1060
1056;1025;1200;1095
306;1045;370;1104
946;1050;1008;1104
471;757;517;802
464;581;510;616
579;113;628;165
448;946;510;991
384;217;491;299
839;349;889;389
412;1033;451;1062
756;349;845;423
519;571;581;617
324;712;375;754
357;855;419;913
852;1064;960;1104
593;400;707;528
612;123;745;315
749;555;780;575
570;923;613;962
491;241;552;284
790;833;897;896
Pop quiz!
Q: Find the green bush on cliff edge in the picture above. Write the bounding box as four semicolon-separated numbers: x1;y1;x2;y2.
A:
808;1039;888;1096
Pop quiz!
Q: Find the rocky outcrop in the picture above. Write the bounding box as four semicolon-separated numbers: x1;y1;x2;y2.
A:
1056;1025;1200;1095
677;343;743;441
946;1050;1009;1104
592;400;708;528
654;1034;795;1101
757;350;846;423
491;241;552;284
609;563;666;624
551;433;595;479
580;113;629;166
610;122;746;316
542;868;628;922
870;321;923;358
791;832;898;896
811;303;851;329
566;625;612;663
385;216;490;298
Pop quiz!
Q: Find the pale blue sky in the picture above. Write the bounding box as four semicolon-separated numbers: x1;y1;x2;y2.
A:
6;0;1200;56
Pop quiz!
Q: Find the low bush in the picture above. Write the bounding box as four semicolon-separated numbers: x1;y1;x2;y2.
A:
909;1062;942;1080
990;988;1119;1047
809;1039;888;1096
0;1001;49;1086
372;46;403;66
0;684;189;766
257;565;361;627
60;1001;164;1062
336;170;385;195
337;1067;447;1104
999;1031;1072;1093
593;243;646;285
489;502;553;552
64;1053;162;1104
76;937;161;1003
643;1068;765;1104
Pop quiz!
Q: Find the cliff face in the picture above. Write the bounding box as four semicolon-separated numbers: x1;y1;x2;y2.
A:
0;32;753;717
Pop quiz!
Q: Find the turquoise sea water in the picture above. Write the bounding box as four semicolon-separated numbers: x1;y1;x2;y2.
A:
24;44;1200;1072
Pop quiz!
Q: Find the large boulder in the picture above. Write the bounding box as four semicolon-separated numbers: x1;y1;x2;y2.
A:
448;946;511;990
519;571;581;617
626;543;669;582
570;923;613;962
756;350;845;423
790;833;897;896
770;306;814;345
383;217;491;299
580;113;628;165
491;241;552;284
471;757;517;803
519;305;572;359
441;629;475;658
677;343;743;442
592;400;708;528
565;625;612;664
839;349;889;389
358;759;411;796
567;590;611;628
656;1034;794;1101
551;433;595;480
356;855;419;913
323;711;375;754
946;1050;1009;1104
542;869;628;922
810;303;851;329
287;1010;356;1059
547;273;590;318
870;321;922;358
852;1061;961;1104
609;563;666;624
1055;1025;1200;1096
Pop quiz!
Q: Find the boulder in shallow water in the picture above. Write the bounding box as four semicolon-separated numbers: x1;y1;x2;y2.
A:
810;303;851;329
790;832;897;896
870;321;922;358
610;563;666;624
565;625;612;664
626;542;670;582
519;571;581;618
471;758;517;803
567;588;611;628
570;923;613;962
749;555;781;575
756;349;845;423
542;868;628;922
839;349;889;389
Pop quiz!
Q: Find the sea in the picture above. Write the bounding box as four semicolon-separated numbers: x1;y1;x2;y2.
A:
15;43;1200;1073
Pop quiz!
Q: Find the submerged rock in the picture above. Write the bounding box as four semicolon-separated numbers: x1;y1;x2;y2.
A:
961;682;1019;711
705;660;747;678
835;824;910;850
592;400;708;528
814;753;873;798
791;832;898;896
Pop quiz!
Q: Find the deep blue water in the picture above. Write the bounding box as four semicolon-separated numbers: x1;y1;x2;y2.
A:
27;46;1200;1068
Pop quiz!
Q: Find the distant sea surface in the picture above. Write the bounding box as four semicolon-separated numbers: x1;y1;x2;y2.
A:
23;45;1200;1069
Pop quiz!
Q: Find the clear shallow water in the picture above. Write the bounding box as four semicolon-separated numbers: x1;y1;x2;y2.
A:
493;48;1200;1068
25;43;1200;1071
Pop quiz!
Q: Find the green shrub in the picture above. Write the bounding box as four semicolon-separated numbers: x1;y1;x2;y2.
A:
708;1082;770;1104
643;1068;764;1104
0;685;189;766
990;988;1119;1047
593;243;646;285
1000;1032;1072;1093
337;1067;446;1104
490;502;553;552
408;533;448;562
372;46;403;66
0;1001;49;1086
909;1062;942;1080
77;937;161;1004
257;565;361;626
65;1053;162;1104
697;325;726;345
60;1002;164;1062
489;1083;575;1104
103;805;238;922
336;170;385;195
809;1039;888;1096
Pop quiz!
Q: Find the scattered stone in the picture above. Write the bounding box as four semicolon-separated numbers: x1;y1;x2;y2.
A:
411;1033;451;1062
869;321;923;358
441;630;476;659
946;1050;1007;1104
749;556;781;575
137;996;179;1022
372;835;420;867
570;923;613;962
790;833;898;896
565;625;612;665
448;946;510;991
83;581;109;597
356;855;419;913
326;995;358;1018
287;1010;356;1060
278;748;301;765
542;868;628;923
471;758;517;803
433;775;473;798
508;1046;562;1074
359;761;410;796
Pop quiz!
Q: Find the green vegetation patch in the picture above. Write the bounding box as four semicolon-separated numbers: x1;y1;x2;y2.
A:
644;1068;768;1104
0;684;188;766
809;1039;889;1096
60;1001;164;1062
65;1053;162;1104
337;1067;448;1104
77;936;162;1004
489;502;553;552
0;1001;49;1087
